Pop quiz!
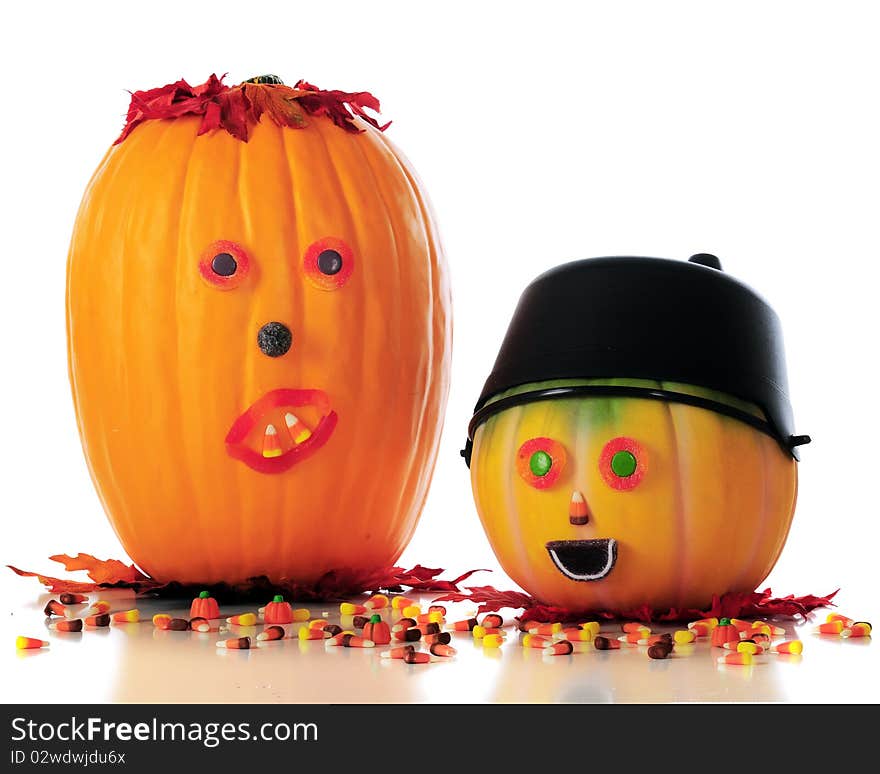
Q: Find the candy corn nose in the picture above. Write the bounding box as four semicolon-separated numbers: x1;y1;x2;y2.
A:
569;490;589;525
262;424;283;458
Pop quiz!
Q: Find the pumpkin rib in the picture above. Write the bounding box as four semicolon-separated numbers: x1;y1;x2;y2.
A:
659;384;689;609
364;131;442;538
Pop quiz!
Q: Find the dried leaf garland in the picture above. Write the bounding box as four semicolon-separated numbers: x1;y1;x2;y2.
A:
115;74;389;144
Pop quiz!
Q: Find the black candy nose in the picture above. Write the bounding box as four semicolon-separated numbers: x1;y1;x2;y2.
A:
257;322;292;357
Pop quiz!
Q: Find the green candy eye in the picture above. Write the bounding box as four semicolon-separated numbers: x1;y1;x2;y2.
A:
529;450;553;477
610;450;637;478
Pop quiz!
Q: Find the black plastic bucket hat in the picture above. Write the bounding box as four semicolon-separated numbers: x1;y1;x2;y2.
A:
463;254;810;466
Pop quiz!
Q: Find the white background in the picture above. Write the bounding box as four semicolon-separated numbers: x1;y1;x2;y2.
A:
1;1;878;620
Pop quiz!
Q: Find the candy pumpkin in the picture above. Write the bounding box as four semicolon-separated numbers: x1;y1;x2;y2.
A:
189;590;221;620
465;256;809;612
66;75;451;585
263;595;294;625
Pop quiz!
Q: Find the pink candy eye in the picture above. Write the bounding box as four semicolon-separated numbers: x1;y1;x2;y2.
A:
599;436;645;491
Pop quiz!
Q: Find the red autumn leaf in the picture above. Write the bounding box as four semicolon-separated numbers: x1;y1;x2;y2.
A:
434;584;840;624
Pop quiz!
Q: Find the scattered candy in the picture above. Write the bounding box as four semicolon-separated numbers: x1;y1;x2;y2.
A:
404;650;432;664
392;618;417;633
190;591;221;620
60;593;88;605
557;628;593;642
257;626;286;642
750;633;771;646
48;619;83;633
167;618;190;631
447;618;478;632
84;601;111;616
544;640;574;656
688;617;718;631
380;645;416;660
416;612;444;624
189;617;212;633
752;622;785;637
841;622;872;638
771;640;803;655
635;634;673;647
730;618;753;634
340;602;368;616
111;609;140;623
393;628;422;643
481;614;504;629
16;636;49;650
152;614;172;630
482;634;504;648
226;613;257;627
816;621;844;635
341;635;375;649
522;634;551;649
299;626;330;641
325;632;355;647
647;643;673;659
826;613;854;627
674;629;696;644
364;594;389;610
391;596;414;610
531;623;562;637
594;636;621;650
43;600;66;617
216;637;251;650
622;622;649;634
402;605;421;618
473;625;505;639
430;642;456;657
733;640;764;655
84;613;111;628
423;632;452;646
717;652;753;666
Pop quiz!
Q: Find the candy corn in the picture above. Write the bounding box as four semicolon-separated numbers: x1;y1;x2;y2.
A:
729;640;763;655
299;626;329;641
364;594;389;610
404;651;432;664
85;601;111;616
16;636;49;650
473;626;505;639
447;618;478;632
688;621;714;637
569;489;589;525
429;605;447;615
674;629;696;644
730;618;753;634
48;619;83;633
416;612;444;624
622;622;649;634
262;424;282;458
816;621;844;635
189;617;213;633
226;613;257;626
60;592;88;605
423;632;452;646
827;613;854;627
152;614;172;630
752;622;785;637
84;613;110;628
44;600;66;617
594;636;621;650
482;634;504;648
380;645;417;660
340;602;367;616
284;411;312;444
531;623;562;637
717;652;753;666
324;625;343;638
309;619;331;630
841;622;872;638
325;632;356;647
216;637;251;650
257;626;286;642
392;618;417;633
688;617;718;632
771;640;803;655
111;609;140;623
544;640;574;656
579;622;601;638
647;643;673;659
341;635;375;648
481;614;504;629
291;608;311;623
557;628;593;642
391;596;414;610
430;643;456;657
402;605;421;618
393;628;422;643
353;615;371;629
636;634;673;647
522;634;552;649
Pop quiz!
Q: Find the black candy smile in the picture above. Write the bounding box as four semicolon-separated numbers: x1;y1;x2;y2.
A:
545;539;617;581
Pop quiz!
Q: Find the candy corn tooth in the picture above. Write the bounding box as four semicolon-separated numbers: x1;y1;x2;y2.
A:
771;640;804;655
216;637;251;650
111;609;140;623
226;613;257;627
717;652;753;666
262;424;283;458
284;411;312;444
16;636;50;650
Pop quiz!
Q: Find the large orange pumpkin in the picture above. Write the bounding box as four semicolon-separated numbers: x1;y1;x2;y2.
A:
66;75;451;585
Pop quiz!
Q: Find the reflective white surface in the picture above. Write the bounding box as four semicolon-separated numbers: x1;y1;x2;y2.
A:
2;581;875;704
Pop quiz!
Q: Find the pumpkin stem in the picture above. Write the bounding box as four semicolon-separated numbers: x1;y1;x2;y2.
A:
370;614;382;624
243;74;284;85
198;590;210;599
272;594;284;603
719;617;732;626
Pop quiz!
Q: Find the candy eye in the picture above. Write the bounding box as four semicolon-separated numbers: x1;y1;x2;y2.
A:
199;240;251;290
517;437;567;489
599;436;646;491
304;237;354;290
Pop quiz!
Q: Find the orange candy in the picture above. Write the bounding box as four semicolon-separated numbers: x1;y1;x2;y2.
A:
826;613;854;627
298;626;329;641
226;613;257;626
531;623;562;637
688;621;714;637
391;618;417;633
430;643;456;657
391;596;415;610
60;593;89;605
364;594;389;610
522;634;552;649
257;626;286;642
717;652;753;666
111;609;140;623
544;640;574;656
771;640;803;654
841;623;871;639
380;645;417;660
84;613;111;628
481;614;504;629
216;636;251;650
404;651;432;664
16;636;50;650
340;602;368;616
622;622;649;633
816;621;844;635
48;619;83;633
152;614;172;630
43;600;66;617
